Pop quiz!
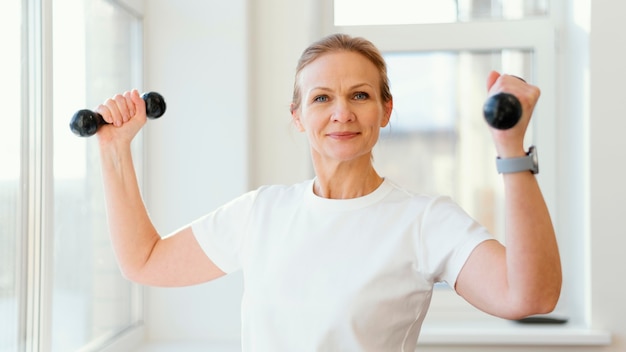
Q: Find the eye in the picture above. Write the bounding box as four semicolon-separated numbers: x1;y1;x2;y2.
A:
314;95;329;103
353;92;369;100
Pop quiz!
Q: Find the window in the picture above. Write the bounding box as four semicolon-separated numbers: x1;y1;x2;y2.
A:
377;50;532;239
1;0;145;350
334;0;550;25
329;0;560;327
0;1;23;350
51;0;144;350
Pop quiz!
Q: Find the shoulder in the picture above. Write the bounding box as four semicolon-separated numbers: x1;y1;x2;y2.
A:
381;178;449;209
384;178;458;205
227;179;312;200
230;179;313;211
254;179;312;200
380;178;477;231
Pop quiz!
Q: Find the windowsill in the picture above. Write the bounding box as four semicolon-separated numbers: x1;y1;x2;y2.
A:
135;341;241;352
419;321;612;346
134;324;611;352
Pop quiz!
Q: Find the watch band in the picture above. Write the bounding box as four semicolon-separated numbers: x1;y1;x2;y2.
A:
496;146;539;174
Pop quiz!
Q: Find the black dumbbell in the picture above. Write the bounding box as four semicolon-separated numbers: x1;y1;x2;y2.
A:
69;92;166;137
482;92;522;130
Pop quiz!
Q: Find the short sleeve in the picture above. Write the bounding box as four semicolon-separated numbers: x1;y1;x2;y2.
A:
190;190;258;273
419;196;494;288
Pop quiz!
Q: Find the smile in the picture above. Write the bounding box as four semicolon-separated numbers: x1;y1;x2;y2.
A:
327;131;360;139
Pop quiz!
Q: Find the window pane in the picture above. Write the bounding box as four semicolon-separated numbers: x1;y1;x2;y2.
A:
334;0;549;25
375;50;533;238
51;0;142;350
0;0;23;350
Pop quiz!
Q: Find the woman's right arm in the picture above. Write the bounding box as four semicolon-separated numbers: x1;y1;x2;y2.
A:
96;89;225;287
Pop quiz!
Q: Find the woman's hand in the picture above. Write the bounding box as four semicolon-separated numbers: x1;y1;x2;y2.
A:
485;71;541;158
95;89;147;146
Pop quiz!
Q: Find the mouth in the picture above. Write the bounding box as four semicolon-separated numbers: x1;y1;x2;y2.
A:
327;131;360;139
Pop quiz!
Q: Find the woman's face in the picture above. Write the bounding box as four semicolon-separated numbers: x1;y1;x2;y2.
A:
292;51;392;165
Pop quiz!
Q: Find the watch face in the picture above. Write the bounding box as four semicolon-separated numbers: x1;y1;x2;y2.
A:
529;146;539;174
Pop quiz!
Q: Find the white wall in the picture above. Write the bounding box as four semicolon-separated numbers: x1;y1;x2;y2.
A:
140;0;626;351
588;0;626;349
143;0;248;344
245;0;321;187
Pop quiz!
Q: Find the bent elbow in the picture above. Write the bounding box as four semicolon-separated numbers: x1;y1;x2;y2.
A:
507;288;562;320
119;267;140;283
118;264;149;285
505;301;559;321
517;272;563;318
537;291;561;315
528;296;559;317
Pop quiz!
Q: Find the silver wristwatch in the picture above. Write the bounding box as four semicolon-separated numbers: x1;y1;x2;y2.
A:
496;146;539;174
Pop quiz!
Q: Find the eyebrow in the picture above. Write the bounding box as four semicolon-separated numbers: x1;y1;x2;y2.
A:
308;83;374;93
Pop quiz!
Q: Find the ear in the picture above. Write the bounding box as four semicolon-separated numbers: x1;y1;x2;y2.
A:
291;103;305;132
381;99;393;128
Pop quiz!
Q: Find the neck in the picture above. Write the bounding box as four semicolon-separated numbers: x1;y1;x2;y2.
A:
312;157;383;199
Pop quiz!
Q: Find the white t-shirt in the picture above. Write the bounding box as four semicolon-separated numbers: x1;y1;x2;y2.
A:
191;178;493;351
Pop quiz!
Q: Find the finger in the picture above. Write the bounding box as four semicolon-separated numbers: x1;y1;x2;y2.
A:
123;91;135;118
103;97;123;126
501;75;540;109
486;70;501;92
509;74;526;83
104;98;120;125
130;89;146;116
114;94;130;124
95;104;112;124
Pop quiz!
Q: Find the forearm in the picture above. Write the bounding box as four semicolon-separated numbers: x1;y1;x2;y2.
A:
99;141;160;280
503;171;561;312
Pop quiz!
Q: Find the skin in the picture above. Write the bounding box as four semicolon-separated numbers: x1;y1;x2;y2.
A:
455;71;562;319
95;51;561;319
291;51;393;199
96;90;226;286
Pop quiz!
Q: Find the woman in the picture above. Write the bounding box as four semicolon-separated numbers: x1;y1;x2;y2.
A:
95;33;561;351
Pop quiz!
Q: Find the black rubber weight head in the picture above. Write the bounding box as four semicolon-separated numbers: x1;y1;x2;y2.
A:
142;92;167;119
69;109;101;137
483;93;522;130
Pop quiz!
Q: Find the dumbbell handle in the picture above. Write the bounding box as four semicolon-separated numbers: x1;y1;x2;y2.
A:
69;91;166;137
482;92;522;130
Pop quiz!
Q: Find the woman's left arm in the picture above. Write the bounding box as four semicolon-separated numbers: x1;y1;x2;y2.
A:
455;71;562;320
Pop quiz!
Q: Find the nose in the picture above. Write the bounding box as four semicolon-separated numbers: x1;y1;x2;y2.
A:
331;100;355;123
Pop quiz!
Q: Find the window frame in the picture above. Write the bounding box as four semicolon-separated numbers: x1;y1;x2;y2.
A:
17;0;146;351
21;0;54;350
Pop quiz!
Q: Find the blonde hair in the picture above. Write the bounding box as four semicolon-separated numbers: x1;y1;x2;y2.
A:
290;33;392;113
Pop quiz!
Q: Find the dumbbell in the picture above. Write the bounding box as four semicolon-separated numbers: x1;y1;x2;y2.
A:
69;92;166;137
482;92;522;130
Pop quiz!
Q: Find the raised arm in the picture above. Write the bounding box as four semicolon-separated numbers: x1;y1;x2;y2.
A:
96;89;225;287
455;72;562;320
